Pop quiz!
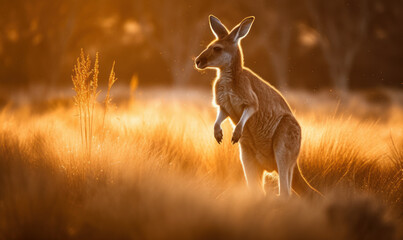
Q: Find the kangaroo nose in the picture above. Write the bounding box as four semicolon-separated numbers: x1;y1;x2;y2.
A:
195;57;206;69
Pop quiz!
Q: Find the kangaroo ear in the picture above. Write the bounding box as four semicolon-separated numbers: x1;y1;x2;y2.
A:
228;16;255;43
209;15;229;39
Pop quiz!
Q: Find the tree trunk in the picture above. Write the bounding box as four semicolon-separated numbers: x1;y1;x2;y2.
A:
329;67;349;93
270;55;289;91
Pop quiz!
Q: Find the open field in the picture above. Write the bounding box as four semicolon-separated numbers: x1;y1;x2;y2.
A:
0;87;402;240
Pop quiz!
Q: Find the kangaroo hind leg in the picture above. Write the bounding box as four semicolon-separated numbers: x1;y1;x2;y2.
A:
272;115;301;197
239;144;265;195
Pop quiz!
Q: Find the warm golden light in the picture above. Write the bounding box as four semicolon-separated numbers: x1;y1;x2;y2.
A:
0;0;402;239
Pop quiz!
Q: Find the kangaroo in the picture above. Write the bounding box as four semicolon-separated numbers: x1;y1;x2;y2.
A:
195;15;321;197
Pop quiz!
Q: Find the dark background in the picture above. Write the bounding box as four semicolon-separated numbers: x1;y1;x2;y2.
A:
0;0;402;91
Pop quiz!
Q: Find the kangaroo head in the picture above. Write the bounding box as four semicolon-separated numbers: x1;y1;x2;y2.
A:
195;15;255;70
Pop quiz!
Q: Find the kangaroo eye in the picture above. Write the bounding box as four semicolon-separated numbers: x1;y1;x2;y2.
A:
213;46;222;52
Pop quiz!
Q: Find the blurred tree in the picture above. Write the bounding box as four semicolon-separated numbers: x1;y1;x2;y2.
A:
0;0;80;87
0;0;401;90
307;0;370;91
243;0;300;90
350;0;403;89
132;0;211;86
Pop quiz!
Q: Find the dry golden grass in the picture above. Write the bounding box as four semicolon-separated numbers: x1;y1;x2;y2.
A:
0;87;402;240
71;49;117;159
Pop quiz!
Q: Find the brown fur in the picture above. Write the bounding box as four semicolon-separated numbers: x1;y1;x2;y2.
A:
196;15;320;197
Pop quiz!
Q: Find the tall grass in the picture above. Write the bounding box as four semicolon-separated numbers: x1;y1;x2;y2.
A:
102;61;117;132
0;88;401;239
71;49;117;159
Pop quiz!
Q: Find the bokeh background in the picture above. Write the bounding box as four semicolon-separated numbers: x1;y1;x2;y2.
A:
1;0;402;91
1;1;403;239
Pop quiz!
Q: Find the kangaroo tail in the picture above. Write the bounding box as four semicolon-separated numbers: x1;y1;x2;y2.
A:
292;164;324;198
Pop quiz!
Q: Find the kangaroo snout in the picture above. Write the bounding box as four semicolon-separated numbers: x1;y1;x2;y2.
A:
195;56;207;69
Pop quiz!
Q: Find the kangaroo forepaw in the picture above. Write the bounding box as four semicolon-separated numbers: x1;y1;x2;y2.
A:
214;128;223;144
231;127;242;144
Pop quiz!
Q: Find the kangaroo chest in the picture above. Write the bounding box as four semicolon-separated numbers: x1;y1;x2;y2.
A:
214;78;244;122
